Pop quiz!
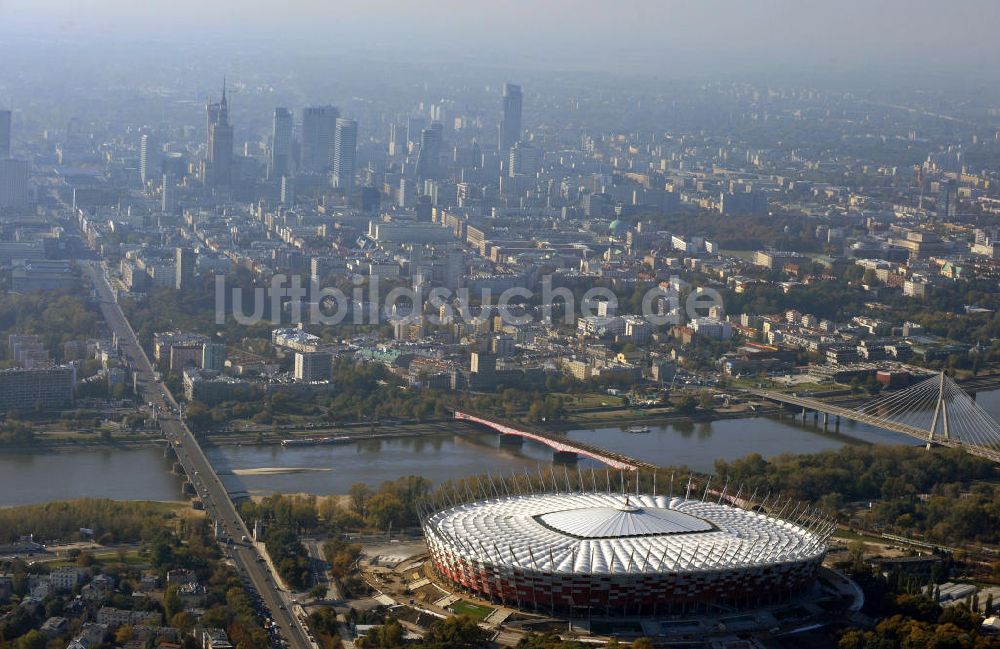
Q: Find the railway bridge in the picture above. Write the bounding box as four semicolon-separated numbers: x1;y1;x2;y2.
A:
453;410;655;470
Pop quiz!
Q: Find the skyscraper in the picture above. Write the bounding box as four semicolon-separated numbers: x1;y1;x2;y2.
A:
938;179;958;219
332;117;357;191
0;110;28;208
498;83;522;152
406;116;425;153
175;247;195;290
388;123;404;158
509;141;541;177
300;106;339;173
280;175;295;205
204;80;234;189
0;109;10;159
139;133;158;186
269;108;293;180
161;174;177;213
415;122;443;181
0;159;29;208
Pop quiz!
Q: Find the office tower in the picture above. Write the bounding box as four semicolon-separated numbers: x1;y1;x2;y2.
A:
300;105;339;173
175;247;195;290
0;159;30;208
0;365;75;412
445;249;465;291
509;141;541;177
415;122;443;180
294;351;332;382
360;186;380;213
139;133;159;185
204;80;234;189
406;116;425;152
0;109;12;158
162;151;186;179
280;175;295;205
498;83;522;152
201;343;226;371
398;177;416;207
719;190;768;216
270;107;293;180
388;123;404;158
938;179;958;219
416;195;432;221
332;117;357;191
161;174;177;213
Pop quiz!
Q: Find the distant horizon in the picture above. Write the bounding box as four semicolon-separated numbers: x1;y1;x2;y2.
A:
1;0;1000;88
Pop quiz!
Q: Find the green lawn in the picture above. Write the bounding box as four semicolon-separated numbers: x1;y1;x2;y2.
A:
451;600;494;620
563;392;624;409
720;249;756;261
44;549;148;568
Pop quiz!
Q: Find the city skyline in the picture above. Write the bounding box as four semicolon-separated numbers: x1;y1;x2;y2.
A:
3;4;1000;648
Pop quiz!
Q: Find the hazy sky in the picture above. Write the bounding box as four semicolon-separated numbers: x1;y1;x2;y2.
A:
2;0;999;81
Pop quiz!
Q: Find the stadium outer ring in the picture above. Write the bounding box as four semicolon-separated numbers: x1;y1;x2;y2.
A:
420;490;834;616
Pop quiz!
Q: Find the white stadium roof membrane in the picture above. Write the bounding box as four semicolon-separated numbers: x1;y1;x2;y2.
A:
537;499;714;538
424;492;831;575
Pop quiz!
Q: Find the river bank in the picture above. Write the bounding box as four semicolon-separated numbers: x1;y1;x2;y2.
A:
9;371;1000;455
0;402;888;454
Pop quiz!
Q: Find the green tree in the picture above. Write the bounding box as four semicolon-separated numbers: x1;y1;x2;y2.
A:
164;585;182;619
422;615;490;649
357;620;404;649
16;630;47;649
365;493;405;531
349;483;371;516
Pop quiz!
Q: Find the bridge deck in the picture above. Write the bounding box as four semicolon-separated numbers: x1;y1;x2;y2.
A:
453;411;656;471
746;389;1000;463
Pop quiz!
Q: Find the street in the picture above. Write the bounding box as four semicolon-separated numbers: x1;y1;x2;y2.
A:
85;261;316;649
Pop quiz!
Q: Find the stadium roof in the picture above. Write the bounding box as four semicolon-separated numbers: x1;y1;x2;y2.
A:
424;492;832;575
537;500;714;538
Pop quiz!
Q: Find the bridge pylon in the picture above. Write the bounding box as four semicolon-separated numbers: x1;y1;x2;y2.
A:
927;371;950;447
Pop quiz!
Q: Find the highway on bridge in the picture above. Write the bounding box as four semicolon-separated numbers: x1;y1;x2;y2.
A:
86;261;315;649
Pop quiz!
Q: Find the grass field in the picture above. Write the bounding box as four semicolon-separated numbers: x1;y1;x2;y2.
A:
451;600;494;620
45;549;147;568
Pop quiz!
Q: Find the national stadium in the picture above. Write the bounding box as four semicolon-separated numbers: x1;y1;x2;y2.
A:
420;484;835;616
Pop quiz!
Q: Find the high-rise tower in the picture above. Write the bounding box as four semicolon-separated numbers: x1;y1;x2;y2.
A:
415;122;443;181
300;106;339;173
204;80;234;189
332;117;357;191
0;109;10;159
139;132;159;186
498;83;522;152
270;107;293;180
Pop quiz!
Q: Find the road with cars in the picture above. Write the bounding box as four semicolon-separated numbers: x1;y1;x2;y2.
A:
86;261;316;649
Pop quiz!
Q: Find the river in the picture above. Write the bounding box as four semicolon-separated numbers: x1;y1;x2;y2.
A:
0;398;958;505
0;447;183;507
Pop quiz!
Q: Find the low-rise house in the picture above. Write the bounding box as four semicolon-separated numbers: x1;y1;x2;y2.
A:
67;623;108;649
96;607;160;627
166;569;197;586
200;628;233;649
49;566;86;591
178;582;206;606
40;616;69;638
82;574;115;600
132;626;181;643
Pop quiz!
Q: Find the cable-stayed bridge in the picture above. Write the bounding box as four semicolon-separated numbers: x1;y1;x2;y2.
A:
745;373;1000;463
